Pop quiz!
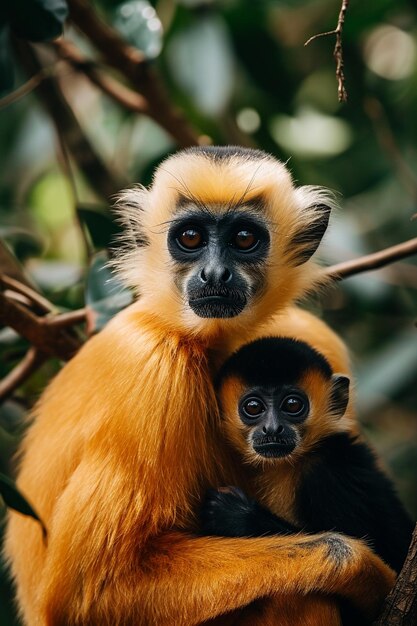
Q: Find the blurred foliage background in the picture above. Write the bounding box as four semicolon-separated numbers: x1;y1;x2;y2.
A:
1;0;417;622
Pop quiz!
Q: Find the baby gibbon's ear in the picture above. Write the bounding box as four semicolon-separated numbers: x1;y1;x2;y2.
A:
329;375;350;418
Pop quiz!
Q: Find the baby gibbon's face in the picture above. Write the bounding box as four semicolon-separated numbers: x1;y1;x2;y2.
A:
217;337;350;464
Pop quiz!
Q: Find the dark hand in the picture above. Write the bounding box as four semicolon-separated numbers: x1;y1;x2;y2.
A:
201;486;298;538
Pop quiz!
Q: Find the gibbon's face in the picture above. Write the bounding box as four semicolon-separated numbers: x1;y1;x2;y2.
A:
217;337;350;463
238;384;310;459
114;146;334;335
166;197;270;319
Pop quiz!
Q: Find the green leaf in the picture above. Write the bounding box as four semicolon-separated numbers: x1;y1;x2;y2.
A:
85;251;133;332
0;401;26;437
9;0;68;42
113;1;163;59
77;205;121;251
167;13;234;116
0;226;44;260
0;423;19;458
0;472;47;540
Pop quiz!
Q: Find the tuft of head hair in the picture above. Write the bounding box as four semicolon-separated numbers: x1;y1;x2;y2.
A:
216;336;333;389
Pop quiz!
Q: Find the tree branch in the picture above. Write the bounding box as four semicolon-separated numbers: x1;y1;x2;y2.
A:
0;65;58;109
66;0;200;147
0;291;81;361
324;237;417;280
305;0;349;102
0;348;46;404
13;39;123;201
373;524;417;626
0;275;54;314
0;276;88;400
45;308;87;328
52;38;150;116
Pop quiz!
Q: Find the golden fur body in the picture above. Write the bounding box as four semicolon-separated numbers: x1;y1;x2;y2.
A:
5;149;394;625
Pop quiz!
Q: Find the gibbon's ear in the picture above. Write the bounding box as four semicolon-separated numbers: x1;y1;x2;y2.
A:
329;375;350;418
113;186;150;249
290;204;331;266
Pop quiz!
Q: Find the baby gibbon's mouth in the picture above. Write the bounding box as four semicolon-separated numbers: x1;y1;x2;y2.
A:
252;438;297;459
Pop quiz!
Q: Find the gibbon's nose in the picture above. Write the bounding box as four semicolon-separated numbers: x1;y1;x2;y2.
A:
199;266;232;284
262;424;284;435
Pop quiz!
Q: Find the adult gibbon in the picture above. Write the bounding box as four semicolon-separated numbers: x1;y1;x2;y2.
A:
5;147;394;625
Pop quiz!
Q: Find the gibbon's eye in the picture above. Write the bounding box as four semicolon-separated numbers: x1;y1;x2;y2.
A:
231;230;259;252
241;397;266;419
281;395;306;417
176;228;204;251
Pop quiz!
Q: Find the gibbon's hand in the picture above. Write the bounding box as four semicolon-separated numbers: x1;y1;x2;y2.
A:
201;486;298;537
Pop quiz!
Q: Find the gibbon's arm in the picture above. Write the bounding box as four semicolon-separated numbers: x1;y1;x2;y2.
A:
201;435;414;574
36;456;394;626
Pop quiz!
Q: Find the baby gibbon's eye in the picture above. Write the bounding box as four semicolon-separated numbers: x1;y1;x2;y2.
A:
177;228;204;251
281;395;306;417
241;397;266;418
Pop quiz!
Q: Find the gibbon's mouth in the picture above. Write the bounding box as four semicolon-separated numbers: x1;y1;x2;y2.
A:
189;291;247;319
252;438;297;459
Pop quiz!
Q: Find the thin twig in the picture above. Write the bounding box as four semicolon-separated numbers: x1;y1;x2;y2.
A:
325;236;417;280
0;275;54;314
304;30;338;46
46;308;87;328
305;0;349;102
52;107;93;258
3;289;33;308
0;66;57;109
0;348;46;403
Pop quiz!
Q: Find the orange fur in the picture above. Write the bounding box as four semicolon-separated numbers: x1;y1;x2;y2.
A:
4;149;394;625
